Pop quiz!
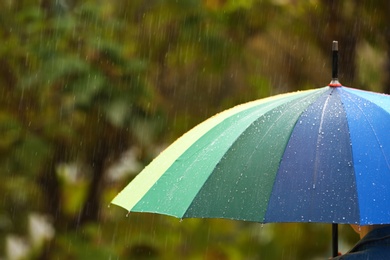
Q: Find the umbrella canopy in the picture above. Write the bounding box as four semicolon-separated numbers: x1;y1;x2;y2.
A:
112;85;390;225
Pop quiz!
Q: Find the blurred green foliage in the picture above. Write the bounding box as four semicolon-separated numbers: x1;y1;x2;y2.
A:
0;0;389;259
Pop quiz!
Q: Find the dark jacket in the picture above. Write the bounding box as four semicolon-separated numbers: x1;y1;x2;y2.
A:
333;226;390;259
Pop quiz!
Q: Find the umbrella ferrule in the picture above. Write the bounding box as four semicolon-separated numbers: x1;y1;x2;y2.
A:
329;41;342;87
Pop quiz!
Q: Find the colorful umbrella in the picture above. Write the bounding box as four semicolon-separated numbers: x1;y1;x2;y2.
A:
111;42;390;257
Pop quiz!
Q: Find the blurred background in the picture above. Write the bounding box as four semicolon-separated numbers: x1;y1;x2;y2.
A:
1;0;389;259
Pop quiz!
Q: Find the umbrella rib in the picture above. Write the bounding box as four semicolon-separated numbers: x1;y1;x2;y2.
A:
313;90;333;189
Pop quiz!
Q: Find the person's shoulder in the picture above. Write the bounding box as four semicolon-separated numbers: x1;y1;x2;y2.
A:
332;251;372;259
331;251;367;259
333;246;390;259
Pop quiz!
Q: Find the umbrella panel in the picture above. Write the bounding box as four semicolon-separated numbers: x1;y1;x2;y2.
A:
341;88;390;224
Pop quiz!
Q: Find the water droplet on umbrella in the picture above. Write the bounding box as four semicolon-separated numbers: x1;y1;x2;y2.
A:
126;212;130;217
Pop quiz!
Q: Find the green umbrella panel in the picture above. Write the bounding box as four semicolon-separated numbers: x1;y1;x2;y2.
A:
111;87;327;221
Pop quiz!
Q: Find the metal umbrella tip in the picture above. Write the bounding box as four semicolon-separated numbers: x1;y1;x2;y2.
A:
332;41;338;51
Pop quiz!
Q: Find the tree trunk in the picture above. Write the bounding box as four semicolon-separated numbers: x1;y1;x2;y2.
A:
75;127;129;226
37;145;63;226
75;142;108;226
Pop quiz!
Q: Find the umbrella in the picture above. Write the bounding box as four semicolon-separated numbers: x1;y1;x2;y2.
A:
111;42;390;258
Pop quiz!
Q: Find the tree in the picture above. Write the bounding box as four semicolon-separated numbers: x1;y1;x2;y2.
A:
1;0;387;259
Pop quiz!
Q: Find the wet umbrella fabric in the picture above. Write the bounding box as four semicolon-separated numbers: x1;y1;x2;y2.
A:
112;85;390;226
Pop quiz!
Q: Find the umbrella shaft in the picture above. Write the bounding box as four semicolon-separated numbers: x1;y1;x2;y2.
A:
332;223;338;257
